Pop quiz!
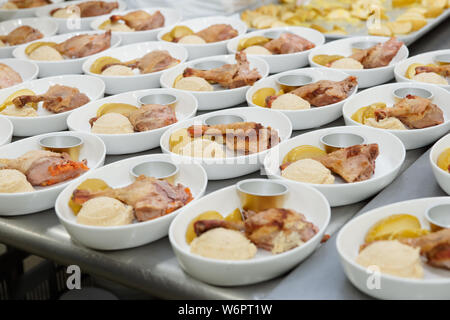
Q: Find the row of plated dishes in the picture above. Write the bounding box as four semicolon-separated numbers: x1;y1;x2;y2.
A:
0;1;449;300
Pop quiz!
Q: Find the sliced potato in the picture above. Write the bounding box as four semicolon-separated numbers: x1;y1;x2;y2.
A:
437;147;450;172
387;21;412;35
98;19;111;30
405;63;436;79
312;54;345;66
224;208;243;223
252;87;276;107
365;214;422;243
169;128;192;152
368;24;392;36
424;6;444;18
0;89;37;112
185;211;223;244
90;56;122;74
351;102;386;124
161;32;173;42
68;179;110;215
237;36;270;51
282;145;326;164
396;14;427;31
388;228;430;240
422;0;447;9
170;25;194;39
172;74;184;87
25;41;57;56
96;103;138;118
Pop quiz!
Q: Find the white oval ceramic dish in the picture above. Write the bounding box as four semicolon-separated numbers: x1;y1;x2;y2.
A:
430;133;450;195
82;41;188;94
0;131;105;216
90;7;182;45
0;74;105;137
160;54;269;111
35;0;126;34
342;82;450;150
55;153;207;250
394;49;450;91
0;115;12;145
157;16;247;60
227;27;325;74
337;197;450;300
12;30;121;77
0;58;38;89
67;88;198;155
169;178;330;286
308;36;409;88
0;0;63;21
0;17;58;58
160;107;292;180
246;68;358;130
264;126;405;206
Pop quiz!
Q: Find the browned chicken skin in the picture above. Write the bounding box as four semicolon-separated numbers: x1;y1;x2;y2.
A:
350;37;403;69
72;175;193;222
110;10;164;31
187;122;280;154
194;208;318;254
0;63;22;89
12;84;90;114
318;144;379;183
128;104;177;132
183;52;261;89
415;65;450;77
400;228;450;270
8;0;50;8
0;26;43;46
375;95;444;129
51;1;118;17
266;76;357;108
0;150;88;186
55;30;111;59
191;24;238;43
263;33;315;54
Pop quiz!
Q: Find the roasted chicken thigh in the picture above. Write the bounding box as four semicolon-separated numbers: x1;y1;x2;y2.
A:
55;30;111;59
110;10;164;31
0;63;22;89
0;26;43;46
263;33;315;54
350;37;403;69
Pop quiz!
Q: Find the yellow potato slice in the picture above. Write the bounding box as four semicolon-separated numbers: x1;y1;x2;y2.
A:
98;19;111;30
169;128;192;152
387;228;430;240
351;102;386;124
424;6;444;18
368;24;392;36
186;211;223;244
326;9;351;20
96;103;138;118
422;0;446;9
396;14;427;32
252;87;276;107
25;41;58;56
282;145;326;164
237;36;270;51
365;214;422;243
224;208;243;223
312;54;345;66
172;74;184;87
170;26;194;39
0;89;37;112
161;32;173;42
90;56;122;74
405;63;436;79
68;178;111;215
387;21;412;35
437;147;450;172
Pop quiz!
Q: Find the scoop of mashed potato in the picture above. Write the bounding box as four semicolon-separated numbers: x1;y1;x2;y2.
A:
331;57;363;69
412;72;448;85
104;22;134;32
243;45;272;55
357;240;423;279
0;169;34;193
1;104;38;117
101;65;134;76
52;8;80;19
91;113;134;134
282;158;335;184
271;93;311;110
77;196;134;227
174;76;213;92
29;46;64;61
190;228;257;260
365;117;406;130
178;35;206;44
181;138;225;158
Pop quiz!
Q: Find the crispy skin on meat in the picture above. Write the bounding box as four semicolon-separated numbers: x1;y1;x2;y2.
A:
9;0;50;8
194;208;318;254
375;95;444;129
415;65;450;77
400;228;450;270
102;50;179;74
128;104;177;132
110;10;164;31
318;144;379;183
55;30;111;59
349;37;403;69
263;33;315;54
0;26;43;46
12;84;90;114
266;76;357;107
72;175;193;221
0;63;22;89
0;150;88;186
51;1;118;17
193;24;238;43
183;52;261;89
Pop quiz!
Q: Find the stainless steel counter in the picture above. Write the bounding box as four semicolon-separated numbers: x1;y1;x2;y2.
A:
0;17;448;300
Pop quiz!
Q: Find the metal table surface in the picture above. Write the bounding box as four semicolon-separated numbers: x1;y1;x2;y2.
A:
0;18;448;300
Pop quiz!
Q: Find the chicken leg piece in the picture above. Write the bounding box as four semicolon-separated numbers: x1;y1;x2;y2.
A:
12;84;90;114
375;95;444;129
263;33;315;54
76;1;118;17
183;52;261;89
401;228;450;270
0;150;88;186
110;10;164;31
55;30;111;59
350;37;403;69
72;175;193;221
266;76;357;107
318;144;379;183
128;104;177;132
0;63;22;89
0;26;43;46
194;208;319;254
415;64;450;77
194;24;238;43
8;0;50;8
